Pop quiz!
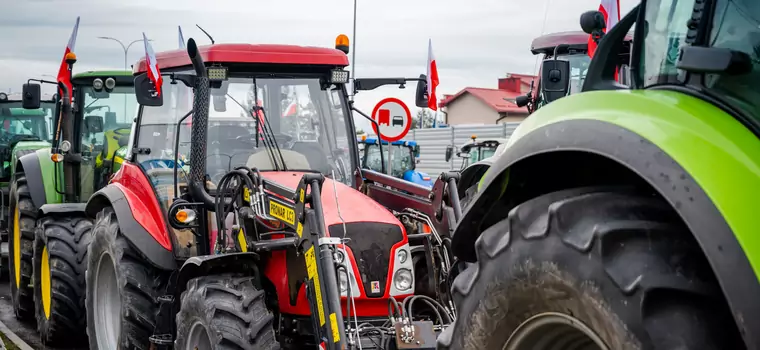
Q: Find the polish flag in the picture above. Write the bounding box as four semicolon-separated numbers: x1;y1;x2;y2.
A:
56;17;80;103
143;32;163;97
426;39;439;111
283;101;297;117
587;0;620;58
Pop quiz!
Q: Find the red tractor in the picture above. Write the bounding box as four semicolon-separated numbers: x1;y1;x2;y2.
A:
83;35;461;349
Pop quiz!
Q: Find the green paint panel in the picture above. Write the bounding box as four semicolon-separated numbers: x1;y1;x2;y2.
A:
507;89;760;279
10;141;51;175
72;70;132;80
33;148;62;204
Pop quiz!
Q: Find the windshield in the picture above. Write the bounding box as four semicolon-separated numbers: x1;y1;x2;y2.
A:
137;75;355;187
0;101;55;142
705;0;760;121
78;85;138;200
557;53;591;95
363;144;413;178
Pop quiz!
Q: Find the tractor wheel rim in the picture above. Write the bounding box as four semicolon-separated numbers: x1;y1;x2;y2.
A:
94;252;121;350
186;321;212;350
41;245;51;319
503;312;609;350
12;206;20;288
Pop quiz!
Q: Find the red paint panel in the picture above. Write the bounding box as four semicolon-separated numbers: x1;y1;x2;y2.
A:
134;44;348;74
110;162;172;251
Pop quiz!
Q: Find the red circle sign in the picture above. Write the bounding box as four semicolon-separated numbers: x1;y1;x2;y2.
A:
371;98;412;142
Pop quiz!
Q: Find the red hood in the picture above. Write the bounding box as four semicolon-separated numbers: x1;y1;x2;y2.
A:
261;172;402;230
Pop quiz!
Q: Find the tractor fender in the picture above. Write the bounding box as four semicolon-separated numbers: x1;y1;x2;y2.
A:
38;203;87;216
455;117;760;347
86;185;176;271
15;152;48;208
457;158;493;196
175;253;261;297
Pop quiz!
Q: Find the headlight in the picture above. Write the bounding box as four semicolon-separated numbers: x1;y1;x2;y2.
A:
334;250;345;264
396;249;408;264
339;270;348;293
93;78;104;91
393;268;412;291
105;77;116;90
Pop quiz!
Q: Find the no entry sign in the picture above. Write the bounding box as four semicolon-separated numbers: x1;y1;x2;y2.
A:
371;97;412;142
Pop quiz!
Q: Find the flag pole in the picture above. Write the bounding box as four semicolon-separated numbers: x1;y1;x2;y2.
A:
350;0;357;102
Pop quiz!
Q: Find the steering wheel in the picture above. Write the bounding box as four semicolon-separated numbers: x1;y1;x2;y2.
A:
141;159;176;170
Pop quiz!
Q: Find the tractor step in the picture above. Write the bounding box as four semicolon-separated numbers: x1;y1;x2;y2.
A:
1;242;7;258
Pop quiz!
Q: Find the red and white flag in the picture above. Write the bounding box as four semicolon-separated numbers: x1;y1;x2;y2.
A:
56;17;80;103
143;32;163;97
587;0;620;58
426;39;439;111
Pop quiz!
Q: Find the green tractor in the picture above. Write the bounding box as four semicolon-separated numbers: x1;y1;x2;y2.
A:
440;1;760;350
0;92;57;272
8;65;136;346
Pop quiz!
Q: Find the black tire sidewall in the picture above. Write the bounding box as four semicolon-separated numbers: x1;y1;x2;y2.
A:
8;174;35;320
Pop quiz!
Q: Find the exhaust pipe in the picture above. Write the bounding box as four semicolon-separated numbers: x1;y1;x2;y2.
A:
186;38;216;209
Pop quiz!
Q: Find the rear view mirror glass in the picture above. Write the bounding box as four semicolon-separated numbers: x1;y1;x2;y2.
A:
540;59;571;103
415;74;429;108
134;73;163;107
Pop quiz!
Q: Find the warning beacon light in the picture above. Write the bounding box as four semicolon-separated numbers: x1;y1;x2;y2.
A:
335;34;350;54
329;69;350;84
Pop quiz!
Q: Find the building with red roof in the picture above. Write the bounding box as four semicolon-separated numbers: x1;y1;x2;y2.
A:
439;73;536;125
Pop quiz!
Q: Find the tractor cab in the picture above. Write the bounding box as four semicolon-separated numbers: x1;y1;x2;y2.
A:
515;31;633;112
358;136;432;187
0;92;55;180
445;135;507;169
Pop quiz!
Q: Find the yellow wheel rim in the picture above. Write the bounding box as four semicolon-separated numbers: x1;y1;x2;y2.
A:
12;206;20;288
41;246;51;319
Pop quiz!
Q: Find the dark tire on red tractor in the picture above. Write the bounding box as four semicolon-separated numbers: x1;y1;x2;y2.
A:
85;207;168;350
8;172;37;320
438;187;744;350
175;275;279;350
33;215;92;346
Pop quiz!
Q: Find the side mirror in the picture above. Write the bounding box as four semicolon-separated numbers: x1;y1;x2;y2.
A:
540;59;571;103
412;144;420;158
445;145;453;162
212;95;227;112
515;95;530;108
134;73;163;107
85;115;104;134
415;74;429;108
580;10;606;35
22;83;41;110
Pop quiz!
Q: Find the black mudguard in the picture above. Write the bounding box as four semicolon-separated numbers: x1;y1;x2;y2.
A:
175;253;261;297
16;153;47;209
454;119;760;348
85;185;176;271
38;203;87;216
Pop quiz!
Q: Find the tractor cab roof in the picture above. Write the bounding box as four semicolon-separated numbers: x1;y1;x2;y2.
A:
133;43;349;74
359;137;418;148
530;30;634;56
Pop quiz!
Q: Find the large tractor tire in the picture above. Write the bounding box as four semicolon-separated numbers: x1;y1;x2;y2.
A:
8;172;37;320
175;275;279;350
439;187;743;350
33;215;92;346
85;207;168;350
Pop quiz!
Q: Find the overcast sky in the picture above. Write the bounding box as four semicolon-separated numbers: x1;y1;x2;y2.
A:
0;0;638;132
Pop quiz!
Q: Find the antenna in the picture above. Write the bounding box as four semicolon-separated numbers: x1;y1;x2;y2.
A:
195;24;215;44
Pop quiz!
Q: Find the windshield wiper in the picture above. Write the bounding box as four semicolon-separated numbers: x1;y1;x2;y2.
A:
223;81;287;171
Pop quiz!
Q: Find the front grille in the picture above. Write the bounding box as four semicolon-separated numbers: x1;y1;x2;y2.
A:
329;222;403;298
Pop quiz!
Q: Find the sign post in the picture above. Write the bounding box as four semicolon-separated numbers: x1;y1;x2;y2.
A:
371;98;412;175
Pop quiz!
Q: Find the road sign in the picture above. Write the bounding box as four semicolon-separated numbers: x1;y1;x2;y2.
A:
371;97;412;142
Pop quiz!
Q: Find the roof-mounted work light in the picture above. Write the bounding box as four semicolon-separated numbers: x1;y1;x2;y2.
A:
329;69;350;84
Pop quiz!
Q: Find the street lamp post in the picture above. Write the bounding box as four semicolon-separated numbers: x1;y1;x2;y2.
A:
96;37;149;71
350;0;357;102
97;37;151;121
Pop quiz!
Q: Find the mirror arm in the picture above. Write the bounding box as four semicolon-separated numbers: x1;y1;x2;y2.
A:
354;77;425;93
27;78;58;86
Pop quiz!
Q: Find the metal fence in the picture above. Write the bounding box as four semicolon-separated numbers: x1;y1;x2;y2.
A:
407;123;521;175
